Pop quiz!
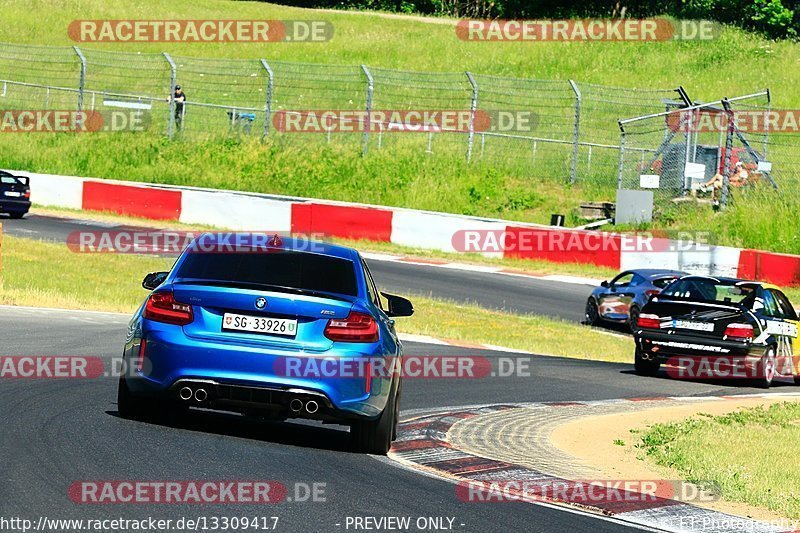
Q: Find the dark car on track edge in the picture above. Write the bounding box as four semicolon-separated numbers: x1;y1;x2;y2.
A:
0;170;31;219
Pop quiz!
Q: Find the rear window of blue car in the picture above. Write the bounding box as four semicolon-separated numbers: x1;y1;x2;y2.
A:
176;250;358;296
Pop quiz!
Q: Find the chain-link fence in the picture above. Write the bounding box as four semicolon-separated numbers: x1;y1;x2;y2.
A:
0;41;786;201
617;91;784;212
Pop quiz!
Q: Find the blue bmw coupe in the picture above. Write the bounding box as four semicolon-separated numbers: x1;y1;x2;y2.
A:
117;233;413;454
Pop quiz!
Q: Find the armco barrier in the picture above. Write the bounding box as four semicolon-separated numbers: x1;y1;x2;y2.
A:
179;189;293;232
8;168;800;286
504;226;622;269
83;181;182;221
291;203;393;241
738;250;800;287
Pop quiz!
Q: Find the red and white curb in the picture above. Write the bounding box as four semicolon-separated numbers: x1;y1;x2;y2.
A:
11;168;800;286
388;396;800;533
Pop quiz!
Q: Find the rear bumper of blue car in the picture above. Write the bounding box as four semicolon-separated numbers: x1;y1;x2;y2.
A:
123;320;398;421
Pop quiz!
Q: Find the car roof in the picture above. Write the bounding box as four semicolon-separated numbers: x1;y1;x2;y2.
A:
190;232;359;261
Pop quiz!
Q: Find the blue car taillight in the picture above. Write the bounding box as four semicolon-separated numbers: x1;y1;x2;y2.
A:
324;312;378;342
143;291;194;325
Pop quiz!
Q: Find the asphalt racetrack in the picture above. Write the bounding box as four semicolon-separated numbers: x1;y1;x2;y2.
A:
1;213;793;532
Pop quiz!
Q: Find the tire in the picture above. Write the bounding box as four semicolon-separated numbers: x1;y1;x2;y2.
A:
585;298;600;326
628;306;640;333
351;380;398;455
8;212;25;219
634;347;660;377
752;347;776;389
391;380;401;441
116;377;153;420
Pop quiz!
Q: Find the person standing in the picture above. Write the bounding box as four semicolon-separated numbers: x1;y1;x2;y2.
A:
169;85;187;130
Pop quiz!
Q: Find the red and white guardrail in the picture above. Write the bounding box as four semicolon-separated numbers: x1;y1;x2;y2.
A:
12;169;800;286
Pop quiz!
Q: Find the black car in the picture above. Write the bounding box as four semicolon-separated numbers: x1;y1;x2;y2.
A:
0;171;31;219
633;275;800;388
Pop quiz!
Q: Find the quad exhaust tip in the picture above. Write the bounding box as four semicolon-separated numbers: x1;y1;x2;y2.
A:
179;387;193;401
305;400;319;414
289;399;304;413
194;388;208;402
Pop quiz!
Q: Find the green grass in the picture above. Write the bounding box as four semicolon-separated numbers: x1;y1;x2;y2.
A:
637;402;800;518
0;235;175;312
0;234;632;361
0;0;795;96
1;0;799;253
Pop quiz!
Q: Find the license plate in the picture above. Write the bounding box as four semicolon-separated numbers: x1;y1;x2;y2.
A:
4;191;22;197
222;313;297;337
672;319;714;332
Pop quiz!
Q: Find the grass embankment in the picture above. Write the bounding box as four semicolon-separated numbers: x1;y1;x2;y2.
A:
0;0;795;95
637;402;800;519
0;0;799;252
0;234;632;362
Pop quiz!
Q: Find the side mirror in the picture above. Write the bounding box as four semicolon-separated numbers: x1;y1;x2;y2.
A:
381;292;414;318
601;280;609;288
142;271;169;291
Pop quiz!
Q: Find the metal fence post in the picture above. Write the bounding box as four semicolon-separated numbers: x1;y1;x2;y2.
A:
683;109;695;193
73;46;86;116
568;80;581;185
465;71;478;163
163;52;177;139
764;88;771;159
616;121;626;190
721;99;735;208
360;65;373;157
260;59;273;140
